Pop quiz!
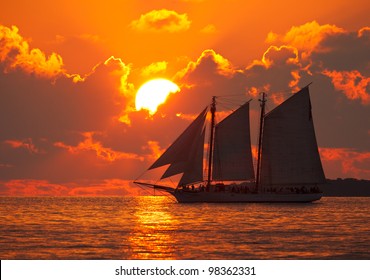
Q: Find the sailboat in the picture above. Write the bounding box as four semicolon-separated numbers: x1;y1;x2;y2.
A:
135;85;326;203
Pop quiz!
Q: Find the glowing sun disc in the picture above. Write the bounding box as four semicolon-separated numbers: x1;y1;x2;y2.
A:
135;78;180;114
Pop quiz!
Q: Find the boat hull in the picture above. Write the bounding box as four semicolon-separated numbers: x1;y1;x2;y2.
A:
171;191;323;203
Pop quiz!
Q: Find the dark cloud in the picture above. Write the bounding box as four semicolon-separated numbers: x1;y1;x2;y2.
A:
310;29;370;74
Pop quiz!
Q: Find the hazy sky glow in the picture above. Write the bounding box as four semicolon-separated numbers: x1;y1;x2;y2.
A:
0;0;369;196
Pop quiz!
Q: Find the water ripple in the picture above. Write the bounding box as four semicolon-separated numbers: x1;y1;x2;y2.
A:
0;196;370;259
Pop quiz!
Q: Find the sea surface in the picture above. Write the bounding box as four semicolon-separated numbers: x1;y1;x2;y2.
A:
1;196;369;259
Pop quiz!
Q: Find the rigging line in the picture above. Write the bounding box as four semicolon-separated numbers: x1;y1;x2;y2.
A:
216;93;247;97
216;98;248;108
133;181;156;196
267;87;299;95
168;176;177;188
134;165;150;182
160;191;177;202
153;188;172;197
217;97;250;106
219;105;242;110
216;98;247;105
217;97;246;103
216;105;236;114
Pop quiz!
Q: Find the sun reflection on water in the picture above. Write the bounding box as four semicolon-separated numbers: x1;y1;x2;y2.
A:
128;196;179;259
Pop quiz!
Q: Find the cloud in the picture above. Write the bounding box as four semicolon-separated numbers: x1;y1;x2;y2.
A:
49;33;108;75
0;179;142;196
264;21;370;105
54;132;144;162
320;148;370;179
310;30;370;75
4;138;42;154
130;9;191;33
266;21;345;58
322;70;370;104
200;24;217;34
165;49;250;116
244;45;302;99
178;49;236;83
0;57;133;140
141;141;165;162
261;45;299;68
0;25;64;78
141;61;168;77
0;25;143;185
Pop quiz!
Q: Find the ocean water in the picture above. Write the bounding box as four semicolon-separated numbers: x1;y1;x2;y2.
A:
0;196;369;260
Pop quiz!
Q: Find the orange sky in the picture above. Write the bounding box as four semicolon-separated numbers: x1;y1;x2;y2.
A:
0;0;369;196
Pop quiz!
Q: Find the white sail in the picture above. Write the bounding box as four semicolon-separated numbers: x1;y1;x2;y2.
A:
212;102;255;181
260;87;326;185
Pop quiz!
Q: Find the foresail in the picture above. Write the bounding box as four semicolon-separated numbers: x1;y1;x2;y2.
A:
260;86;326;185
148;107;207;170
161;127;205;181
178;128;205;186
212;102;255;181
148;107;207;186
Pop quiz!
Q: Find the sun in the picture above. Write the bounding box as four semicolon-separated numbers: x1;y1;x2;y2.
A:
135;78;180;114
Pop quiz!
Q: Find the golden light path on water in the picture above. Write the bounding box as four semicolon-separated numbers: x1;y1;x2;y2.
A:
128;196;179;259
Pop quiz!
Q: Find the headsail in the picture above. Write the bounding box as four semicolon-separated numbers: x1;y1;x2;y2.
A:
178;128;205;186
260;86;326;185
212;102;255;181
148;107;207;186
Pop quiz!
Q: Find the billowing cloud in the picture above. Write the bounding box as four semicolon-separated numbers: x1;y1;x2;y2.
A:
130;9;191;32
244;45;302;99
0;25;64;78
167;49;249;116
261;45;299;68
265;21;370;104
266;21;345;58
178;49;236;83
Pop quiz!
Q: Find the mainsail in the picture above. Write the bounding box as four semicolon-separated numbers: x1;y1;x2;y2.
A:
149;108;207;186
260;87;326;185
212;102;255;181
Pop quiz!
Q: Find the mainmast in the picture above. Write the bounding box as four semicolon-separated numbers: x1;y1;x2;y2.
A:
255;92;266;191
207;96;216;186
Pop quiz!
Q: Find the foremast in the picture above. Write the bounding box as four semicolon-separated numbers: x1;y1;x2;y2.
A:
255;92;266;192
207;96;216;186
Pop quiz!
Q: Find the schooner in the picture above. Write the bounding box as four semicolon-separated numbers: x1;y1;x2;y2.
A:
135;85;326;202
